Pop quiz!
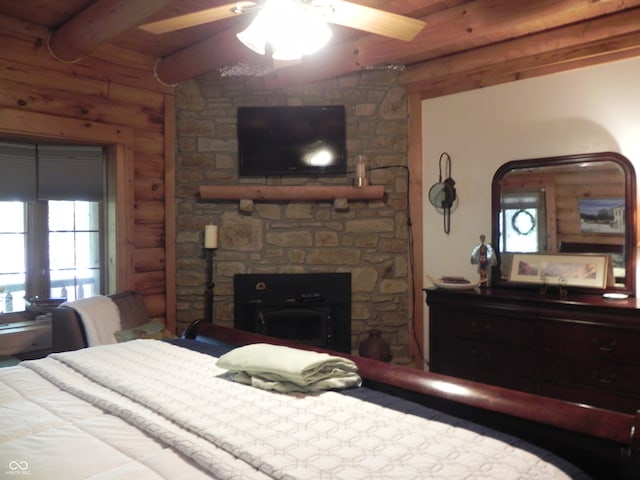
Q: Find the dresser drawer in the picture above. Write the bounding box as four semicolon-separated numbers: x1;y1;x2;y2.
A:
431;311;535;346
432;336;535;378
540;319;640;363
540;351;640;396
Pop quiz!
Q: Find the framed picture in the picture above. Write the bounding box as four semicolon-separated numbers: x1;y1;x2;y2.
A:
579;198;625;234
509;253;610;289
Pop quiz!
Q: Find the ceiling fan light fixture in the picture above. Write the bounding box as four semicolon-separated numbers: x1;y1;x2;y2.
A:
236;22;267;55
236;0;332;60
299;16;332;55
271;45;304;61
236;5;272;55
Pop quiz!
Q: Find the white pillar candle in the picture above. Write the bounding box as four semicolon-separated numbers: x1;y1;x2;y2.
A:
204;224;218;249
356;156;366;178
355;155;368;187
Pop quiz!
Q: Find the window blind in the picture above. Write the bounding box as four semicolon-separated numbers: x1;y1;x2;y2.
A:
0;142;36;201
37;145;104;201
0;142;104;202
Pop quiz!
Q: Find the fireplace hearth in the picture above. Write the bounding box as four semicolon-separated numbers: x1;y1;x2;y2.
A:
233;273;351;353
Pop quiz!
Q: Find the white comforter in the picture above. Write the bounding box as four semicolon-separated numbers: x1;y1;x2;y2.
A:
0;340;590;480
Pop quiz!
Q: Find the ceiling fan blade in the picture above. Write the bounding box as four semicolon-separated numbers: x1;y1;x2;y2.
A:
139;1;257;34
318;1;425;41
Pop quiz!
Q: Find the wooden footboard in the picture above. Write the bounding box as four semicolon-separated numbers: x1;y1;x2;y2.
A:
183;321;640;480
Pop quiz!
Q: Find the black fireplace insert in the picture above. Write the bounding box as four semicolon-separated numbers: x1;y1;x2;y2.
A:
233;273;351;353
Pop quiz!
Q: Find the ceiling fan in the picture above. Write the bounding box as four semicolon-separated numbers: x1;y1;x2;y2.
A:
139;1;425;42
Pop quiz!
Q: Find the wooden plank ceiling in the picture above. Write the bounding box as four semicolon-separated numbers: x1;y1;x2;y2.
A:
1;0;640;96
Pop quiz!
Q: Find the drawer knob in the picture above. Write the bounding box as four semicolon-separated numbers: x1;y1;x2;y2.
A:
470;321;491;332
592;370;617;384
592;338;618;352
470;349;492;360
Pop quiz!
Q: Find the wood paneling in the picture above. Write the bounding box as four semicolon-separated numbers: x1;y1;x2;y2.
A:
0;15;176;331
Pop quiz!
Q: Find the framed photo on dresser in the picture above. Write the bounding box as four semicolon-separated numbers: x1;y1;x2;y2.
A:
509;253;610;289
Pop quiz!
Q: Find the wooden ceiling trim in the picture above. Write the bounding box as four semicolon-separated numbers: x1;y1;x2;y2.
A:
406;44;640;101
403;37;640;100
356;0;640;66
47;0;174;63
504;41;640;87
402;6;640;86
401;6;640;97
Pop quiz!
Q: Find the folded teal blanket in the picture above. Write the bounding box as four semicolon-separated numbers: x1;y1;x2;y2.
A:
215;343;362;393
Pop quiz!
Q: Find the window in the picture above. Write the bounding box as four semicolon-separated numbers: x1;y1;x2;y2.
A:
0;142;104;313
499;191;546;253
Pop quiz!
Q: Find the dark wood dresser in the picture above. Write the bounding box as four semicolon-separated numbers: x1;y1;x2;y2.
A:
425;287;640;414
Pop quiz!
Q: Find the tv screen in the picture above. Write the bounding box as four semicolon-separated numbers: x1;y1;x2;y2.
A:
237;105;347;177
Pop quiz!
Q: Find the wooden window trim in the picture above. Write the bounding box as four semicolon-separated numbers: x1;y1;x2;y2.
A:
0;108;135;292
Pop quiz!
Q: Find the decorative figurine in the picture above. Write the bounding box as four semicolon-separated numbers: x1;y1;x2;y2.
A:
470;234;497;288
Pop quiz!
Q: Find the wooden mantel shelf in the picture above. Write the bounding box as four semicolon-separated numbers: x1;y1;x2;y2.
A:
199;185;385;201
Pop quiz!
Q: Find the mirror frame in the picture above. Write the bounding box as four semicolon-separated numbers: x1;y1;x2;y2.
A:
491;152;637;295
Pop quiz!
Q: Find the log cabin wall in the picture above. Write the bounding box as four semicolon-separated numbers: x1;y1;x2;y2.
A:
175;70;413;364
0;14;177;331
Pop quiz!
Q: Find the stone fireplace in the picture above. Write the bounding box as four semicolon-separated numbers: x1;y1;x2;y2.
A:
175;70;411;363
233;273;351;353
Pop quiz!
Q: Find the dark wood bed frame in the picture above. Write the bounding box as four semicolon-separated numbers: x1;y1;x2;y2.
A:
184;321;640;480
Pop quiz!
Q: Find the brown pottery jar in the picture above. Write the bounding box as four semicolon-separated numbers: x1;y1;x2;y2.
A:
359;329;392;362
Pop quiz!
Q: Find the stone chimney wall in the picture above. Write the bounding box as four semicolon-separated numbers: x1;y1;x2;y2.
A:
175;69;411;364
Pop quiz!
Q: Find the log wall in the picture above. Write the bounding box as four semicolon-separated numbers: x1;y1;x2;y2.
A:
0;14;176;331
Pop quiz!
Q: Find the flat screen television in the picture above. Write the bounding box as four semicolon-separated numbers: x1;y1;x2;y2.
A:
237;105;347;177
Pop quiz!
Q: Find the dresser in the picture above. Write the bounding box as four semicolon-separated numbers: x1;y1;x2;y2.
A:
426;287;640;414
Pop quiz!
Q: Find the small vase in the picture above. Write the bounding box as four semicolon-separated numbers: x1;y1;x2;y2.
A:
359;329;392;362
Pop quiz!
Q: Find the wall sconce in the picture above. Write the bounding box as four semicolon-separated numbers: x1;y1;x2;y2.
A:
428;152;457;234
204;224;218;323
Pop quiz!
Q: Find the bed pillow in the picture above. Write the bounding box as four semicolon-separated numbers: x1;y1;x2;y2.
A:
114;320;177;342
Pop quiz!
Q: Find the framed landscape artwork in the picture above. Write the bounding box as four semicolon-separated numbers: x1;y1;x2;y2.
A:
509;253;610;289
579;198;625;234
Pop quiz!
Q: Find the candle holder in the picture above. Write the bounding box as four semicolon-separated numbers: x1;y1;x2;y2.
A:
203;224;218;323
204;248;216;323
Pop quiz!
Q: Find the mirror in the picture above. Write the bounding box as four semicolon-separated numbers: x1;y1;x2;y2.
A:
491;152;636;295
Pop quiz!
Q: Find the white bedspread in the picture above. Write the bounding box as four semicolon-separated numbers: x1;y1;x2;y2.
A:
5;340;591;480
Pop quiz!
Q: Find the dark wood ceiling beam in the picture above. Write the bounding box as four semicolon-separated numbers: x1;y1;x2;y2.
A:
400;6;640;97
48;0;174;63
